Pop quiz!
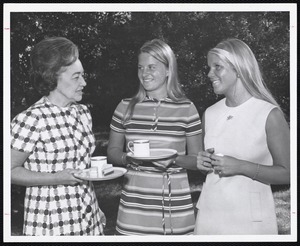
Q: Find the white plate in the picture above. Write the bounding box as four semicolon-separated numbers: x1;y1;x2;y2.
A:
74;167;127;181
127;148;177;160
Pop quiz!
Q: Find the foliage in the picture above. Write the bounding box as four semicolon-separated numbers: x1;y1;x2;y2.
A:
11;12;290;127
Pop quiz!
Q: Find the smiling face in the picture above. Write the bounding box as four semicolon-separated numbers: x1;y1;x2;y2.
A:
207;53;238;97
138;52;169;98
51;59;86;106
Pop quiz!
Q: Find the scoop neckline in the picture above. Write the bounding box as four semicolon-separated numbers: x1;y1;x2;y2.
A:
224;96;254;109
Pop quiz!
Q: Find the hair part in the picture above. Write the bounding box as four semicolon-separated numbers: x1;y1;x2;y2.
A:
29;37;79;96
123;39;187;124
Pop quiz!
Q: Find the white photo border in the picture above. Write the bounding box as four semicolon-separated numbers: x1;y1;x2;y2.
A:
3;3;297;243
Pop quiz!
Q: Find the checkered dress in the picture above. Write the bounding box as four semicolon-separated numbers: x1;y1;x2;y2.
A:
11;97;105;236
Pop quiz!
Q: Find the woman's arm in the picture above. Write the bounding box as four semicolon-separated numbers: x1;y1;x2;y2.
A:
107;130;127;166
211;108;290;184
11;149;84;186
174;133;202;170
196;111;215;173
246;107;290;184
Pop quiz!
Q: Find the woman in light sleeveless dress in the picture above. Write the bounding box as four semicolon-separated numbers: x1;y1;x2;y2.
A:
194;39;290;235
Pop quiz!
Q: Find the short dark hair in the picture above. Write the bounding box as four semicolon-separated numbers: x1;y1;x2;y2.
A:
29;37;79;96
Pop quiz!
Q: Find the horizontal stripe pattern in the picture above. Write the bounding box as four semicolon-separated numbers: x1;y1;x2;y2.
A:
111;97;200;235
116;170;195;235
110;97;202;154
111;98;201;133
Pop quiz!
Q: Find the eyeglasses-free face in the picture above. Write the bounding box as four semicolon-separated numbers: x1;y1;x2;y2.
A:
138;52;169;99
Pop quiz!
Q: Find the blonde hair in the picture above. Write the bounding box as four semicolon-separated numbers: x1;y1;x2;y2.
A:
123;39;187;124
209;38;281;109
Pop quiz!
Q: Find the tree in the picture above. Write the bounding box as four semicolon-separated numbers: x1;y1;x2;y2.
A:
10;11;290;127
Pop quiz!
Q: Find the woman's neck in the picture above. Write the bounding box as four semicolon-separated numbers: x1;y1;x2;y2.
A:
225;85;252;107
47;91;73;108
146;91;168;101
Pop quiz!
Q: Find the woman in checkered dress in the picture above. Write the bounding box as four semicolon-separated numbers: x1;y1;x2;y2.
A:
11;37;105;236
107;39;202;235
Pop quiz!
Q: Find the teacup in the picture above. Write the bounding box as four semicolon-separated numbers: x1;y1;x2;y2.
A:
127;140;150;157
91;156;107;172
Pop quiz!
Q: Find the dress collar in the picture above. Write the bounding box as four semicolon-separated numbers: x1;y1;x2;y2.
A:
145;95;170;102
43;96;77;110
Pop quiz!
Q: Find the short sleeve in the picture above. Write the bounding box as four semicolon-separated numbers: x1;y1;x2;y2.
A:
186;102;202;137
11;110;41;153
110;100;129;133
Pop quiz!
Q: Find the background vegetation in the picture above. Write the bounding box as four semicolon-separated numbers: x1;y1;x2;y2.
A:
11;12;290;124
10;12;290;235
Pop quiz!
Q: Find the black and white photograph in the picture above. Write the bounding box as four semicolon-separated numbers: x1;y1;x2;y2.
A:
3;3;297;243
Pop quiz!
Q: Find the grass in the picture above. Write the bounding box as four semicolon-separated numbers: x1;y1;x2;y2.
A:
10;180;291;236
272;186;291;235
10;133;291;235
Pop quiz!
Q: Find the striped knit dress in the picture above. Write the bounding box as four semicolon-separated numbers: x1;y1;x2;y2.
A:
110;96;202;235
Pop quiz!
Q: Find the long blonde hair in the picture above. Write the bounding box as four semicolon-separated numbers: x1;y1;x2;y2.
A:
123;39;187;124
209;38;281;109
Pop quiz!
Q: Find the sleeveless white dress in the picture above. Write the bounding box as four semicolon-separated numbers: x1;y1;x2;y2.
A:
194;97;278;235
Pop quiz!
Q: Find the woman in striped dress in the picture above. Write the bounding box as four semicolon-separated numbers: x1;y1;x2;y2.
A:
107;39;202;235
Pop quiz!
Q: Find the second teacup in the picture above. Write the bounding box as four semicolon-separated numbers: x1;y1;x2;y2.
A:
127;140;150;157
91;156;107;172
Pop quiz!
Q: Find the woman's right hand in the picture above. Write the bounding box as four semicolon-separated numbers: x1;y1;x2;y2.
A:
54;168;86;185
197;150;214;173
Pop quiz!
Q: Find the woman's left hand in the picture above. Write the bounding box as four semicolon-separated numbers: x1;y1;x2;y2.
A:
210;154;241;177
152;158;175;169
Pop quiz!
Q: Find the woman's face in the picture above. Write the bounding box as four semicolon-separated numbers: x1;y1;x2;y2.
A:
138;52;169;97
207;53;238;96
54;59;86;106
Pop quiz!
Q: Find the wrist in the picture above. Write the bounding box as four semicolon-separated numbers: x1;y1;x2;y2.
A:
238;160;257;178
252;163;260;180
236;160;247;175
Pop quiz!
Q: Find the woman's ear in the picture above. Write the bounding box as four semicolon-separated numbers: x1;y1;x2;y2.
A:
233;67;239;78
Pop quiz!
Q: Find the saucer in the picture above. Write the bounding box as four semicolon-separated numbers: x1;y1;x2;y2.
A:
127;148;177;160
74;167;127;181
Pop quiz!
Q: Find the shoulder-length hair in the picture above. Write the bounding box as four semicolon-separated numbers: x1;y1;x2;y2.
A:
123;39;187;124
29;37;79;96
208;38;281;109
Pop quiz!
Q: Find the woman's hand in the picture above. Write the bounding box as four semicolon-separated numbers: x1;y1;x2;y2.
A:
197;150;214;173
152;157;175;169
54;168;87;185
210;154;241;177
126;155;144;167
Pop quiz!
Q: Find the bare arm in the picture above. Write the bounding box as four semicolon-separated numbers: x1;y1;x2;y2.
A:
174;133;202;170
107;130;126;166
11;148;84;186
196;111;215;173
151;134;202;170
242;107;290;184
153;120;203;171
211;108;290;184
